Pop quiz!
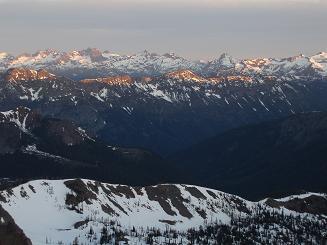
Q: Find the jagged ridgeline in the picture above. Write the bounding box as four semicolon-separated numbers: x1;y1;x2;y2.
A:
0;49;326;78
0;49;327;244
1;55;327;156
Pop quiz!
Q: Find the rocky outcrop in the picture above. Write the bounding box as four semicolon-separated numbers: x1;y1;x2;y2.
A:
265;194;327;215
166;69;206;82
0;205;32;245
3;68;55;82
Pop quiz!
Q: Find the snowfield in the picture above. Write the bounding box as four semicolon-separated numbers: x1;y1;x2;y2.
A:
0;179;326;244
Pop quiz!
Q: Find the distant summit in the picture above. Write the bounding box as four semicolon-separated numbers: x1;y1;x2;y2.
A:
166;69;206;82
0;48;326;79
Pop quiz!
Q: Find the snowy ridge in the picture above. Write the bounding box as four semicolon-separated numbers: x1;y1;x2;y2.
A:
0;179;326;244
0;179;249;244
273;192;327;202
0;48;327;79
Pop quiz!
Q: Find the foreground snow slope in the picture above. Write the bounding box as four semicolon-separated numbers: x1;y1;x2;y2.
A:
0;179;326;244
0;179;251;244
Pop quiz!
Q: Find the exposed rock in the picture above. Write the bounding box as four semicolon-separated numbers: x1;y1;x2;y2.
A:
3;68;55;82
0;205;32;245
166;70;206;82
64;179;97;206
145;185;193;219
265;194;327;215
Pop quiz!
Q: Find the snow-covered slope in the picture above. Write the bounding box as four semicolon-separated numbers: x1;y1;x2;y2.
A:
0;179;248;244
1;48;327;79
0;179;326;244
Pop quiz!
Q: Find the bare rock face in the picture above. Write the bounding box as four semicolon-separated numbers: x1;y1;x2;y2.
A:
265;194;327;215
3;68;55;82
80;48;106;63
0;205;32;245
36;69;55;80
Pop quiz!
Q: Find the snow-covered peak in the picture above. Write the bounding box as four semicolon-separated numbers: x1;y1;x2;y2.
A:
0;52;13;69
208;53;234;68
0;49;326;79
64;50;96;66
0;52;10;59
311;51;327;60
310;52;327;75
10;51;59;68
284;54;308;63
33;49;59;57
217;53;237;68
205;53;241;76
281;55;311;71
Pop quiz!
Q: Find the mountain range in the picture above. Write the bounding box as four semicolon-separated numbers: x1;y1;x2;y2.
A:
1;58;327;155
1;106;327;201
0;48;326;79
1;48;327;244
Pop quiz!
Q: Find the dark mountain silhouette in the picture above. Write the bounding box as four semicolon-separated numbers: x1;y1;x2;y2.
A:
0;107;171;186
171;112;327;200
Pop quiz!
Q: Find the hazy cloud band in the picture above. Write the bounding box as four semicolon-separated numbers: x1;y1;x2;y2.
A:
0;0;326;59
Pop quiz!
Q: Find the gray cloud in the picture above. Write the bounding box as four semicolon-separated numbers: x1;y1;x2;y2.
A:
0;0;326;59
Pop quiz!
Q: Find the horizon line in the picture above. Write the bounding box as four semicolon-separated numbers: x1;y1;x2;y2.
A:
1;47;326;61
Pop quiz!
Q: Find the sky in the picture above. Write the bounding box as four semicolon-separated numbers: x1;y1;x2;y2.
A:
0;0;326;60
